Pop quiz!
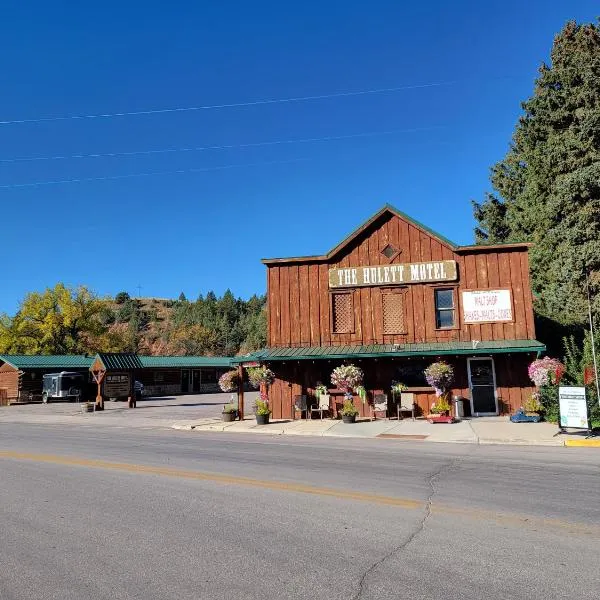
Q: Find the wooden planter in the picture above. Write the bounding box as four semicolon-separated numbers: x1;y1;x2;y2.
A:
427;412;455;424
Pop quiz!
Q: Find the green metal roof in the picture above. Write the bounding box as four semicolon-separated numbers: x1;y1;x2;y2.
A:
0;355;93;369
138;356;233;368
232;340;546;363
0;353;233;371
94;353;145;370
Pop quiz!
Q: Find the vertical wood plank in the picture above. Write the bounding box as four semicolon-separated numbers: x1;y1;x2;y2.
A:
521;251;536;339
510;252;528;340
420;233;435;342
475;253;493;341
486;253;504;341
318;264;331;346
288;265;300;346
463;254;481;341
408;225;425;342
497;252;515;340
269;267;280;347
308;264;321;345
298;265;310;346
369;230;383;342
359;234;373;343
279;267;290;347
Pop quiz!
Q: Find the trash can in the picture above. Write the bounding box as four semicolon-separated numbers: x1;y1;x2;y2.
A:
453;395;465;418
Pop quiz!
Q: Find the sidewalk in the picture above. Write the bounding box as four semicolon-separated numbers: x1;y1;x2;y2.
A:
172;415;594;446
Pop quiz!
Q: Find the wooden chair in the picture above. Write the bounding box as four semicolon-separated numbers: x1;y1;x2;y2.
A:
310;394;330;420
396;392;416;420
371;393;388;421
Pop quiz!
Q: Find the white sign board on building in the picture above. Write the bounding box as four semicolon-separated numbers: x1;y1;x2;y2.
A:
558;386;588;429
462;289;513;324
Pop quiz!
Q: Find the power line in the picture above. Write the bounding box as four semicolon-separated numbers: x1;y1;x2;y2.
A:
0;82;454;126
0;157;309;189
0;126;442;163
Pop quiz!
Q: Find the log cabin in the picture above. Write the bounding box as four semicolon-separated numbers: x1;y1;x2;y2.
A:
234;204;545;419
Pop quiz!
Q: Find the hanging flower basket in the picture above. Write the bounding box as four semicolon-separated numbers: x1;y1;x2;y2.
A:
424;361;454;397
527;357;565;387
247;366;275;389
218;370;239;393
331;364;364;399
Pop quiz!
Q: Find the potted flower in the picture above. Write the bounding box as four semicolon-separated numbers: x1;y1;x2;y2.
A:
355;385;368;404
391;381;407;399
424;361;455;423
315;383;328;398
340;399;359;424
218;370;239;393
222;403;238;422
255;393;271;425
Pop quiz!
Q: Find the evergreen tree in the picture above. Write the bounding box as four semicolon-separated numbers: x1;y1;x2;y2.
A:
473;21;600;325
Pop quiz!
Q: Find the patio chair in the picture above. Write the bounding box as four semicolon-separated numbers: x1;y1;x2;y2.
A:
294;394;308;419
396;392;416;420
371;393;388;421
310;394;330;420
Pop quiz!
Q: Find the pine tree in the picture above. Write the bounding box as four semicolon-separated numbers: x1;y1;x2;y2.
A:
473;21;600;325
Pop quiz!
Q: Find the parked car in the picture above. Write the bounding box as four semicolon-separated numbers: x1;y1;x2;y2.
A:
42;372;84;403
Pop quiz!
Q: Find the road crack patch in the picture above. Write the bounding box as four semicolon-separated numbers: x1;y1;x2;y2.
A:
352;452;469;600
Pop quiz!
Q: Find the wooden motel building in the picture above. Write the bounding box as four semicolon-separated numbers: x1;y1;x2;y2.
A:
235;205;545;420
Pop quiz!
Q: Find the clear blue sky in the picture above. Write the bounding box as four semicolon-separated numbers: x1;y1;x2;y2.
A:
0;1;596;313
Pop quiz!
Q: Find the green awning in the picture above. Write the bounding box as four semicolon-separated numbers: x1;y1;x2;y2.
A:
232;339;545;363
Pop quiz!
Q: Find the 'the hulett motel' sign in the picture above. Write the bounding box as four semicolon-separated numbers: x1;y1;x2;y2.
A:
329;260;458;288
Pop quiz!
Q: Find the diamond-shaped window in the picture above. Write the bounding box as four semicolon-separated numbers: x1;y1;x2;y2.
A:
381;244;400;260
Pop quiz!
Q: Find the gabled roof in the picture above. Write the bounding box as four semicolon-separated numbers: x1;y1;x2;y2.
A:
93;353;145;370
261;204;531;265
0;355;93;369
232;340;545;363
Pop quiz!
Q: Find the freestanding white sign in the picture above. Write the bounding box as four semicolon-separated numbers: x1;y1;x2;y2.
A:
462;289;513;323
558;386;589;429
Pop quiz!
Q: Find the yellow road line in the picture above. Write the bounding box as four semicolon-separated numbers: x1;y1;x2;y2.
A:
0;450;597;537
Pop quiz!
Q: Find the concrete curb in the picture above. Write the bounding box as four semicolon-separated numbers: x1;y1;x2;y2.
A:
564;439;600;447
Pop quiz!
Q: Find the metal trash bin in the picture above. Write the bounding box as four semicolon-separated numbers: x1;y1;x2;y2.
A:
453;395;465;418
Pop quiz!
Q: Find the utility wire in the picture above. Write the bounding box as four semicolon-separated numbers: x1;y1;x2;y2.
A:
0;157;310;189
0;126;441;163
0;82;453;126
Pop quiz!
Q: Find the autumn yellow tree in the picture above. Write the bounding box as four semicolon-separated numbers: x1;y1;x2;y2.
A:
0;284;106;355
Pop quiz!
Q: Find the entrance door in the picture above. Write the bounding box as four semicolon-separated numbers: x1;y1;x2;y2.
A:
181;370;190;394
191;370;201;393
468;358;498;416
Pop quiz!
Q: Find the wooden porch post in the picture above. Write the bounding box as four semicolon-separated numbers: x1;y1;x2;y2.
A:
237;364;244;420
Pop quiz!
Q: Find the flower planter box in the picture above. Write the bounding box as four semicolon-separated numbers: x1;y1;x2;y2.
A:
342;414;357;424
427;414;456;424
222;412;237;422
256;414;270;425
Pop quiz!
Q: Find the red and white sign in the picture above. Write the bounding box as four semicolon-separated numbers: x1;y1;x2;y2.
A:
462;290;513;323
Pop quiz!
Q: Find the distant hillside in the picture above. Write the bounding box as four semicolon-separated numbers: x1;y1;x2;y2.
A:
0;284;266;357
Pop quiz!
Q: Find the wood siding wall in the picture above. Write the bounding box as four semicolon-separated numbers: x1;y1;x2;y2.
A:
267;213;535;347
0;364;19;400
266;356;534;420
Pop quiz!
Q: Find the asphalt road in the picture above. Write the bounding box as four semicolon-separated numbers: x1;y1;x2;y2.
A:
1;424;598;600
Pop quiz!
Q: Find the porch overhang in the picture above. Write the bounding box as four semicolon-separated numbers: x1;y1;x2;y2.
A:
232;340;546;364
